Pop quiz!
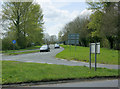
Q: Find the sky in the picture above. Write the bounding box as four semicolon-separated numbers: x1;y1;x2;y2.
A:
35;0;92;37
0;0;92;38
0;2;2;39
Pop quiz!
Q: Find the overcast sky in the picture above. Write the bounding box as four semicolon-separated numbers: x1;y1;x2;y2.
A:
35;0;92;37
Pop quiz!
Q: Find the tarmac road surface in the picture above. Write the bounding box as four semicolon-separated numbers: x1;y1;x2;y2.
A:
27;79;119;87
2;44;119;69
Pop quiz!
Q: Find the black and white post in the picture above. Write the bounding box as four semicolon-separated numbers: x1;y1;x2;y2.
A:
89;42;100;71
95;43;97;71
89;43;91;69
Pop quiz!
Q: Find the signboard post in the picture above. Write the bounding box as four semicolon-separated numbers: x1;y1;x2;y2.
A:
90;42;100;71
95;43;97;71
68;34;79;58
89;43;91;69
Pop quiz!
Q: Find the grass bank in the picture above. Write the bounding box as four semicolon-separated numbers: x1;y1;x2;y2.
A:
56;45;118;65
5;50;40;55
2;61;118;84
2;46;41;55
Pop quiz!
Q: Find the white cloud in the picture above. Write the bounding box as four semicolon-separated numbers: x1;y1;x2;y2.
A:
45;23;63;35
34;0;87;3
35;0;91;37
80;9;92;16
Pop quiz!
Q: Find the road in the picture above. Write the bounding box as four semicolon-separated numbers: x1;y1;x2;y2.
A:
26;79;118;87
2;44;119;69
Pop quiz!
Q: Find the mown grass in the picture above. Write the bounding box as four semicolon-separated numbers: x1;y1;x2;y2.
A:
2;61;118;84
2;46;41;55
5;50;40;55
2;46;41;53
56;45;118;65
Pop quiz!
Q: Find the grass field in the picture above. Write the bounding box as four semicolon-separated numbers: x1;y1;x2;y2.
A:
2;46;41;55
56;45;118;65
2;61;118;84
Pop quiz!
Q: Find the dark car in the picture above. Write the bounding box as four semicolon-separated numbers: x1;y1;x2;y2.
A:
54;44;60;49
40;45;50;52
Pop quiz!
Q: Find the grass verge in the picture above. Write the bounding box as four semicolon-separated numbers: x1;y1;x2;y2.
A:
2;61;118;84
56;45;118;65
2;46;41;55
5;50;40;55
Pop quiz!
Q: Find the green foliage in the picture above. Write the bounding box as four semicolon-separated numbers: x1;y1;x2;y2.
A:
101;38;110;48
88;11;103;37
87;1;119;49
2;61;118;84
2;37;20;50
2;2;44;50
87;2;104;10
60;17;90;46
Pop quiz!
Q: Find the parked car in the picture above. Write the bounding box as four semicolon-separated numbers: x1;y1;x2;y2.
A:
40;45;50;52
54;44;60;49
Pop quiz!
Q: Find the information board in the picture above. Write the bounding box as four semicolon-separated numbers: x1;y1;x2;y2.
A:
68;34;79;40
68;40;79;45
91;43;100;54
68;34;79;45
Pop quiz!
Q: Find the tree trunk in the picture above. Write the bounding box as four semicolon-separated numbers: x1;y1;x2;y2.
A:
107;36;114;49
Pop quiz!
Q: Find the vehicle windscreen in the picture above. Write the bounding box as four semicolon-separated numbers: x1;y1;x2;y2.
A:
55;44;59;46
41;45;47;48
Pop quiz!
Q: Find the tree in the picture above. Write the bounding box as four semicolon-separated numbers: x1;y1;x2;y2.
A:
59;16;90;46
101;3;118;49
2;2;32;48
50;35;57;44
87;10;103;43
43;33;51;44
58;31;63;42
24;4;44;46
2;2;44;49
87;1;119;49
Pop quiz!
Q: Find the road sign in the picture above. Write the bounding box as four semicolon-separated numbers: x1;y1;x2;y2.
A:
68;34;79;40
12;40;16;44
68;40;79;45
68;34;79;45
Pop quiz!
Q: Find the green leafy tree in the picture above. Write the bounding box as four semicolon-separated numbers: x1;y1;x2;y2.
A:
87;10;103;43
59;16;90;46
2;2;44;49
87;1;119;49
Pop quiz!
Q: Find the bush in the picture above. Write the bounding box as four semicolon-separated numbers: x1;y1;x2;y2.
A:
101;38;110;48
2;38;20;50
